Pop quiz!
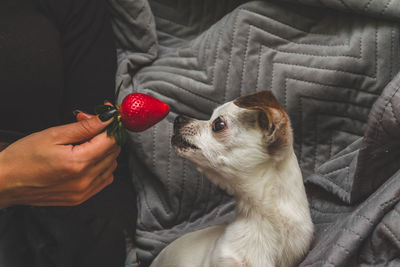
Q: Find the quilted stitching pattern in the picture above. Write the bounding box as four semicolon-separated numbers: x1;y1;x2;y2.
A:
354;73;400;201
303;170;400;266
303;72;400;266
283;0;400;22
110;0;400;265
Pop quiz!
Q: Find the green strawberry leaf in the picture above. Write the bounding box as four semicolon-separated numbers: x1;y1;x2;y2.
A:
100;79;127;146
105;119;127;146
115;129;122;146
118;122;128;145
106;120;117;136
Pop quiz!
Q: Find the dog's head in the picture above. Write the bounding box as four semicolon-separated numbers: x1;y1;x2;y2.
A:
171;91;292;184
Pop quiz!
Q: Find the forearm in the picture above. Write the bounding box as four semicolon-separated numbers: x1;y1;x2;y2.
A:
0;149;14;210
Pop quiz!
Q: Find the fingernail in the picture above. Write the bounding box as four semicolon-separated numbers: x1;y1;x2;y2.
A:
99;108;118;122
104;99;111;104
72;109;87;117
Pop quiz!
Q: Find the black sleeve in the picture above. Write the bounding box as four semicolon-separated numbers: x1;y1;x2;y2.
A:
36;0;117;124
0;0;117;134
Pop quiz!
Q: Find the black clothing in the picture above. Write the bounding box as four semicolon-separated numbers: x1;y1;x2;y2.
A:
0;1;137;266
0;0;117;134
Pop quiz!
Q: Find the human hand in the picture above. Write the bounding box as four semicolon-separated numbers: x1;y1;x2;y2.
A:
0;113;120;209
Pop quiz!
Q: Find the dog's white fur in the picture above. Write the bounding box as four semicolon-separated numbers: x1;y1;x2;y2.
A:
151;91;314;267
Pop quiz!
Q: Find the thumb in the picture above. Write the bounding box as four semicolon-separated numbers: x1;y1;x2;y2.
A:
76;112;95;121
52;111;116;145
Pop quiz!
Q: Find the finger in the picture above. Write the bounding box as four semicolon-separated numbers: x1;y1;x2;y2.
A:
71;130;119;160
104;101;114;107
76;162;117;205
76;112;94;121
89;158;117;191
51;146;120;192
25;144;119;199
81;146;120;181
50;115;114;145
29;162;116;207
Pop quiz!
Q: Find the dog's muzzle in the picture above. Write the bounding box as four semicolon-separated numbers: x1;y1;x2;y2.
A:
171;115;199;149
173;115;191;133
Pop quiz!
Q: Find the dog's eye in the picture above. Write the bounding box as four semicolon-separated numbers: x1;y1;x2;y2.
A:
212;117;226;132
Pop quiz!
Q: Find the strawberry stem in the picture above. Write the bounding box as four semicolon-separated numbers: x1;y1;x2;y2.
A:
94;81;127;146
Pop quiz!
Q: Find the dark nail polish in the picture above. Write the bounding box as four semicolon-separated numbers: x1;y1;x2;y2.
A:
99;108;118;122
72;109;86;117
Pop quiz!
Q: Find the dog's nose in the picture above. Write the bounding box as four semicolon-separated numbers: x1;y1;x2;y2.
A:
174;115;190;132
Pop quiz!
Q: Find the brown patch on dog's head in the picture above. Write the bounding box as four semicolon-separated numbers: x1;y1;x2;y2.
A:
234;91;283;110
234;91;292;157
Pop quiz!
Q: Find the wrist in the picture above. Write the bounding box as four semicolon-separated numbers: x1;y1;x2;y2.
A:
0;151;15;209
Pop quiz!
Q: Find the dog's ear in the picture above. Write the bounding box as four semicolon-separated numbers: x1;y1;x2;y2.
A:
234;91;291;155
233;90;285;132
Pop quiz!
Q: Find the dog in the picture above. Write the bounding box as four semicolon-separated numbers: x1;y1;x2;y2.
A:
150;91;314;267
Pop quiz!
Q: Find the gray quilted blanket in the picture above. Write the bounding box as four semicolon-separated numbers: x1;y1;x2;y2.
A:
107;0;400;266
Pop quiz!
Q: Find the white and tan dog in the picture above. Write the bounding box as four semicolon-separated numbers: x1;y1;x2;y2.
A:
151;91;313;267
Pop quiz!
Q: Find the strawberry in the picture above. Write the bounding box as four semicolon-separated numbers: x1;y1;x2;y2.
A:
94;83;170;145
119;93;170;132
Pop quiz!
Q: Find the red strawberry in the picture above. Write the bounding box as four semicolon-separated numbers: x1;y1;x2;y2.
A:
119;93;170;132
94;87;170;145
